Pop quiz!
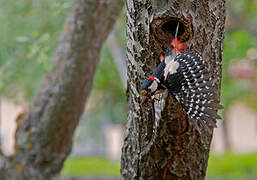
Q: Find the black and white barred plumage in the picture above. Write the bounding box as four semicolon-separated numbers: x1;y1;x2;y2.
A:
163;52;223;132
140;45;223;133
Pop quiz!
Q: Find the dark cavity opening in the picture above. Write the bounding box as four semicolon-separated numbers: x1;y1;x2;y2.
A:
162;20;185;40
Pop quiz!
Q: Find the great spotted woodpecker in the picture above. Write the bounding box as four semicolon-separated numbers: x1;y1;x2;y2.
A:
140;38;223;133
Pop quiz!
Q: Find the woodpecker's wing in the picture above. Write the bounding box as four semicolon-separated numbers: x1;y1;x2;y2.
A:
164;52;223;133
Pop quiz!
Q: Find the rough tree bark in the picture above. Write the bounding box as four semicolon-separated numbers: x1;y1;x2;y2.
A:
121;1;225;180
0;0;124;179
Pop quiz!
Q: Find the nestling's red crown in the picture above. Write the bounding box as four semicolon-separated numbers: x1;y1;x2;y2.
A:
171;38;184;53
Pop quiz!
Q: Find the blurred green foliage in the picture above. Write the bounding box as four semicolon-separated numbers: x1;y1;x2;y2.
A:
221;30;257;113
0;0;70;101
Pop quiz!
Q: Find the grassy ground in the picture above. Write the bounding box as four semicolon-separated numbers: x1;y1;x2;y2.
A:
207;153;257;180
62;156;120;178
62;153;257;179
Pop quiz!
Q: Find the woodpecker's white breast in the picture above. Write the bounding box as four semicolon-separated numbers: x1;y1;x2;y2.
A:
164;58;179;80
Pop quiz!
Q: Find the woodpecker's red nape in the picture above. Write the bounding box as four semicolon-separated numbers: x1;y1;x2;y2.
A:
171;37;184;53
148;76;155;81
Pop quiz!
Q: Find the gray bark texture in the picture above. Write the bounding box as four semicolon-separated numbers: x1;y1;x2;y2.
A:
121;1;226;180
0;0;124;179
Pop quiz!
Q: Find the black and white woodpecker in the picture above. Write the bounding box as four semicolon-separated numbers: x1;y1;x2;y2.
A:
140;37;223;133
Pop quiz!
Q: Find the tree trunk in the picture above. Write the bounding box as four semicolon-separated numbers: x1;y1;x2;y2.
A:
121;1;226;179
0;0;124;179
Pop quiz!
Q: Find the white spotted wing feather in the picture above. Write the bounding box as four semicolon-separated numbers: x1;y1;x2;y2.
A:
164;52;223;133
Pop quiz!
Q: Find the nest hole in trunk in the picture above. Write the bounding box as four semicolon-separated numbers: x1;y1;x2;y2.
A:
162;20;186;40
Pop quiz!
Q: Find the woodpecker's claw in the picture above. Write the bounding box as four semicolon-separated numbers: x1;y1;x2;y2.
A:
151;95;155;100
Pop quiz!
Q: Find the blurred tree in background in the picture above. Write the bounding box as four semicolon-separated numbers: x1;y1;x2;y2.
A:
0;0;124;179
